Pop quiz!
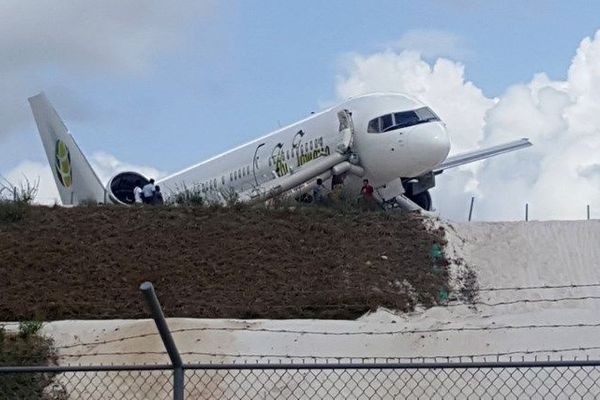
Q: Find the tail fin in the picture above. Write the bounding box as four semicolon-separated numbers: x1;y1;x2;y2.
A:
28;92;106;205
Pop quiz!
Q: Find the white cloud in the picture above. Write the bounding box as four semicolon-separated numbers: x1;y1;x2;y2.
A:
0;1;213;136
335;30;600;221
388;29;471;61
2;153;165;205
89;152;165;186
336;51;494;155
1;160;59;205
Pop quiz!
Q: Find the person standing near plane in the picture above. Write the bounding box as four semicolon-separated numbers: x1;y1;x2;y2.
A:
361;179;374;198
153;185;164;205
133;181;143;204
313;178;328;204
360;179;375;210
142;179;156;204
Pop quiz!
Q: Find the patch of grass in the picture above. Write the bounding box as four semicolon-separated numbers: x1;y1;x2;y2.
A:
168;183;205;207
0;200;30;223
0;326;57;399
18;321;43;339
0;177;38;223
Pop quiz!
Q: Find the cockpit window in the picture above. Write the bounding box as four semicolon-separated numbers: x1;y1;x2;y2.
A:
381;114;393;131
367;107;440;133
367;118;380;133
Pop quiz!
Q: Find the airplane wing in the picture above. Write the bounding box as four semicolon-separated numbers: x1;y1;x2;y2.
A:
433;138;532;174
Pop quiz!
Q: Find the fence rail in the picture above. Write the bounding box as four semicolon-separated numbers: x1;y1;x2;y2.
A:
3;360;600;399
3;281;600;399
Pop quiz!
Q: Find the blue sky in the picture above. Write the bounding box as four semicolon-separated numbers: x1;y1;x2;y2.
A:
2;1;600;219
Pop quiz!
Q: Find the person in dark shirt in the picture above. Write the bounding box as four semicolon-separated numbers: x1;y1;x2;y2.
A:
153;185;164;205
331;174;344;190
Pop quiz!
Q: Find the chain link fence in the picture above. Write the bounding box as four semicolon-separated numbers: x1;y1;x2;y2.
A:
3;360;600;399
4;282;600;398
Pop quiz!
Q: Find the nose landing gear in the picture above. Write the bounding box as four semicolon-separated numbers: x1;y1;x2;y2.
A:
406;190;432;211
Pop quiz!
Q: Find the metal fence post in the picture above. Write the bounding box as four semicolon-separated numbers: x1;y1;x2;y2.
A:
140;282;184;400
588;205;591;220
468;196;475;222
525;203;529;221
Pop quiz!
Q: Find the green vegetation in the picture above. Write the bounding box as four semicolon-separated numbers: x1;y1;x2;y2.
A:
0;177;38;223
0;199;30;223
168;183;205;206
18;321;43;339
0;324;57;399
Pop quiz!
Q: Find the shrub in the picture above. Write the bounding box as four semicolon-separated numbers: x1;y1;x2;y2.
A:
0;200;30;223
1;177;39;203
0;177;38;223
220;187;242;208
18;321;43;339
168;183;205;207
0;329;57;399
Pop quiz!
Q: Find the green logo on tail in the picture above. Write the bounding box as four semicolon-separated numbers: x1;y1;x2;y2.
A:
54;139;72;188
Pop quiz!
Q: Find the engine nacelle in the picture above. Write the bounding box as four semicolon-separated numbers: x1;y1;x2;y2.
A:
106;171;149;205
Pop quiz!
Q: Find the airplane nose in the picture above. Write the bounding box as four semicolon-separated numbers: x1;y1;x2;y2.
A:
408;122;450;172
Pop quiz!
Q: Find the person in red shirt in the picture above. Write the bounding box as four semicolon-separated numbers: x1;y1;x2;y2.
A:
360;179;376;210
360;179;374;199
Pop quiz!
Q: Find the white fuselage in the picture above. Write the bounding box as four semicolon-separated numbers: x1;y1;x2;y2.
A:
157;93;451;200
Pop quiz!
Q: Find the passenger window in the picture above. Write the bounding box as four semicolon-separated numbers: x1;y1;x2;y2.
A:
230;172;233;182
310;141;313;150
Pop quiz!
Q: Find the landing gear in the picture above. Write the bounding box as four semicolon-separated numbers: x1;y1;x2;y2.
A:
406;190;432;211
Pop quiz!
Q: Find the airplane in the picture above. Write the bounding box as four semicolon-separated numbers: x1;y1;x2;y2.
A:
28;92;531;211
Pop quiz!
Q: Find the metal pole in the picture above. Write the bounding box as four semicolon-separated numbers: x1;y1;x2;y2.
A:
140;282;184;400
468;196;475;222
587;205;590;220
525;203;529;222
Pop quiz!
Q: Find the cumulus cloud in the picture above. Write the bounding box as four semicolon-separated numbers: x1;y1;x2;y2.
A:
336;30;600;221
2;153;165;205
0;1;212;136
387;29;471;61
90;152;165;186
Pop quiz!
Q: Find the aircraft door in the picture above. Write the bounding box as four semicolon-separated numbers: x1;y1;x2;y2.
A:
337;109;354;153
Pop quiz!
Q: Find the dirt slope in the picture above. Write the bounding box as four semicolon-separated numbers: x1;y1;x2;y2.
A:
0;205;447;320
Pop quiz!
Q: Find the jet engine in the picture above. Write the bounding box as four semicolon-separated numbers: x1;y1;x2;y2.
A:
106;171;149;205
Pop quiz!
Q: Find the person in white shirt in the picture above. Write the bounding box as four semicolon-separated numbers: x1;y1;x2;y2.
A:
133;180;143;204
142;179;156;204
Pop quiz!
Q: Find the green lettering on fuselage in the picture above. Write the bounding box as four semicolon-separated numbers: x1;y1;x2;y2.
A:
297;145;330;168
